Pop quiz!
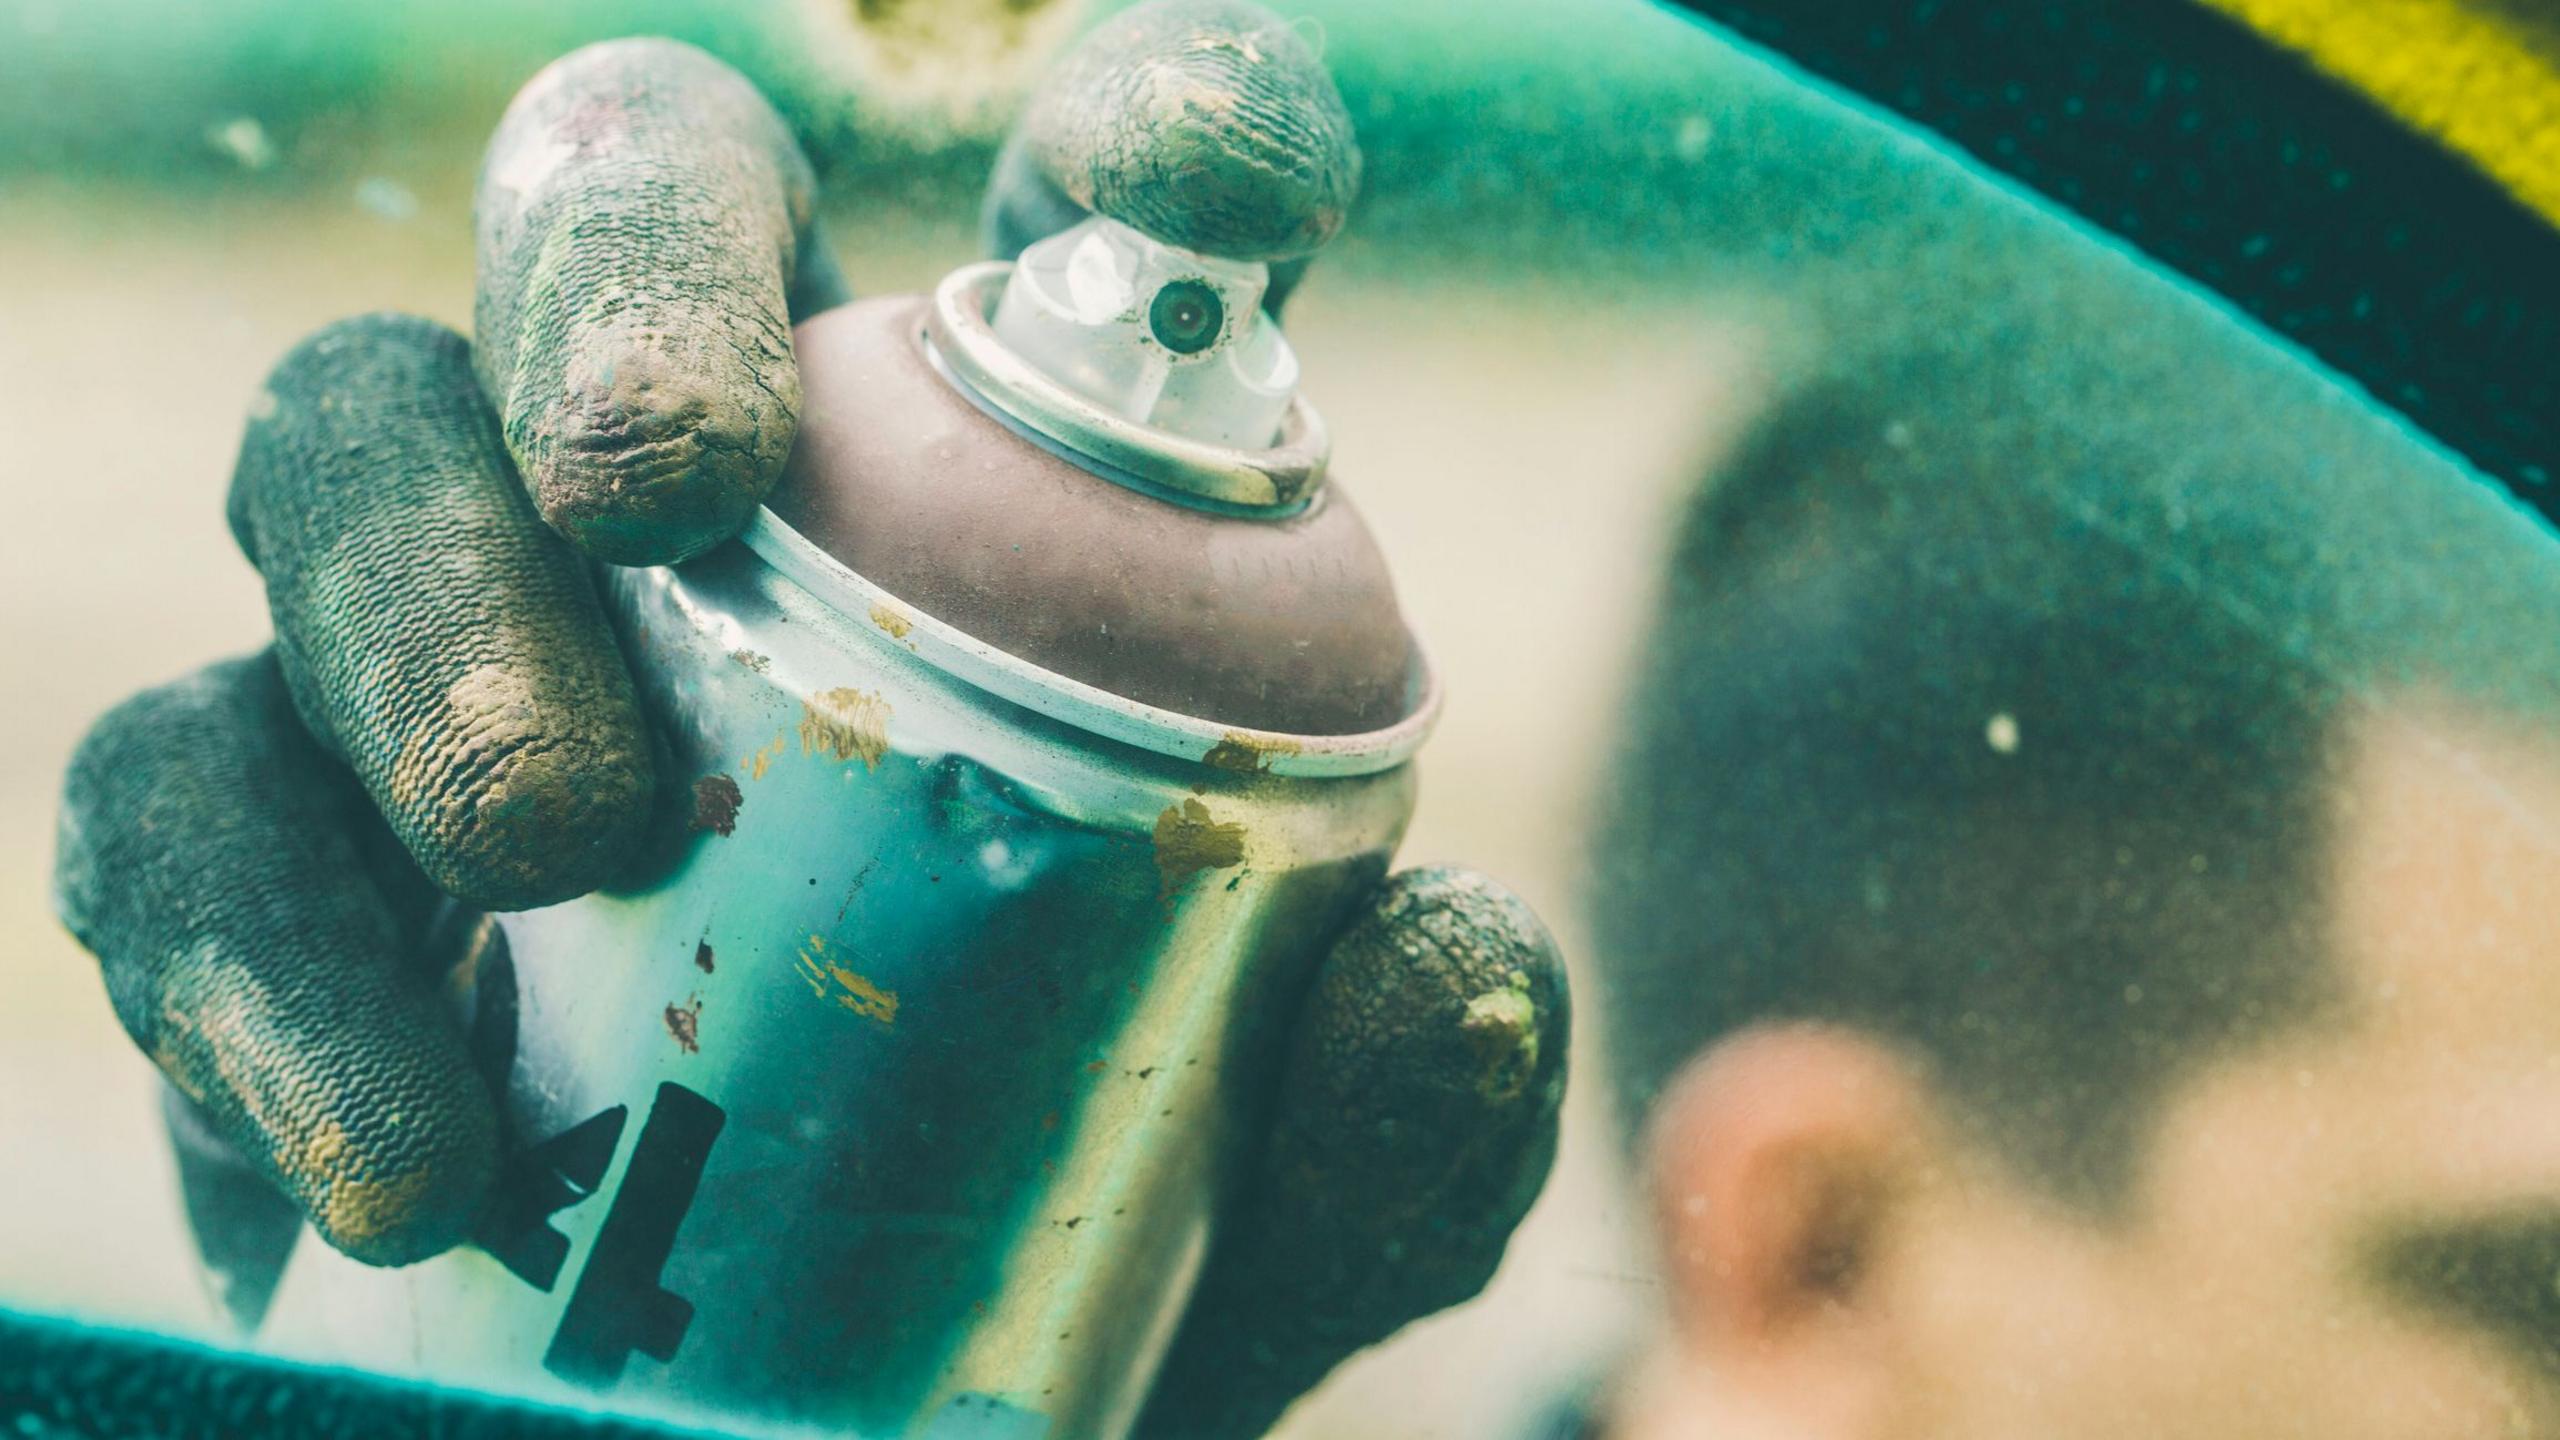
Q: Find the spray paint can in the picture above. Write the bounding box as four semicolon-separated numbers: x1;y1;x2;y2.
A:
259;216;1437;1440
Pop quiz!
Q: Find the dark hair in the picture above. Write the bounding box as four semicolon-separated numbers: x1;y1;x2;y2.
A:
1591;380;2345;1207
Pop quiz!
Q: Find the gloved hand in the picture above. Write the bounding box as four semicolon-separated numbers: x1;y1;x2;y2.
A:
50;5;1568;1437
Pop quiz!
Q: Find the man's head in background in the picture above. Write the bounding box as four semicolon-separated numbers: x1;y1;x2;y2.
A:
1589;370;2560;1440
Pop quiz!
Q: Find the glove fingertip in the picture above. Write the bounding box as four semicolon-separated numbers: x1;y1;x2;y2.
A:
170;957;502;1270
1306;866;1572;1125
57;655;506;1270
520;333;800;567
1135;868;1571;1440
1026;0;1361;262
416;708;656;911
290;1078;499;1268
477;36;812;568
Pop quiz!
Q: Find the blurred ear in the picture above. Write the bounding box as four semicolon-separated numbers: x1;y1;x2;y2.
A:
1641;1023;1941;1434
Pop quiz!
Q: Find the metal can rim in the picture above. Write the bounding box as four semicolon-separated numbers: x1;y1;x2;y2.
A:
739;508;1443;778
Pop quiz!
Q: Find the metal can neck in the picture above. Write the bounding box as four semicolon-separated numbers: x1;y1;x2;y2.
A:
925;221;1332;513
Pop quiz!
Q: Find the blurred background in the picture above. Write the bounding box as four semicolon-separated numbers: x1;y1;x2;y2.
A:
0;0;1793;1432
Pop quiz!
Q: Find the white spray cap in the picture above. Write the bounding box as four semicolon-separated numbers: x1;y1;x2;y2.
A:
989;215;1298;450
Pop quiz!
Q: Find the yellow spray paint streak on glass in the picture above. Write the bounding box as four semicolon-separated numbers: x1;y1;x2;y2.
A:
2196;0;2560;228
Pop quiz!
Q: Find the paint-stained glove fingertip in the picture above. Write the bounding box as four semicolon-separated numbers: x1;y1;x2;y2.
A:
1136;866;1569;1440
517;332;801;567
477;37;813;567
56;656;500;1269
1023;0;1361;263
407;676;657;909
237;314;657;913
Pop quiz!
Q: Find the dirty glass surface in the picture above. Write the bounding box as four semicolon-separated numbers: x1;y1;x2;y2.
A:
6;0;2558;1437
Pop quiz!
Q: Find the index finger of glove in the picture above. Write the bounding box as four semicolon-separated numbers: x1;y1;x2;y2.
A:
475;38;819;567
53;653;498;1267
229;315;655;913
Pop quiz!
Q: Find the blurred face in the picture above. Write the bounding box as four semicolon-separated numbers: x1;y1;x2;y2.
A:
1627;700;2560;1440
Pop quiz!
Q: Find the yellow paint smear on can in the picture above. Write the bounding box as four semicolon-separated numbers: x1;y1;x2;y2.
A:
795;934;901;1025
800;687;893;769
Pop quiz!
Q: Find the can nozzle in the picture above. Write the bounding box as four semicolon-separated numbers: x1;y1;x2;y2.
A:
990;216;1298;450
